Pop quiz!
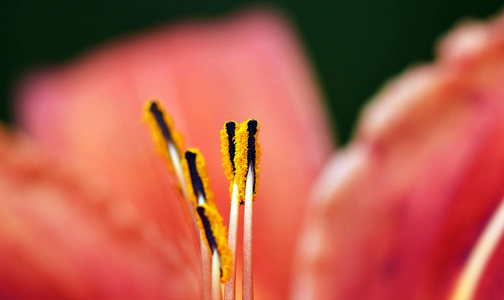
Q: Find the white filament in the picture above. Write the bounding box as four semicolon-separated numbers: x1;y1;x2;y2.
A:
224;183;239;300
167;142;189;199
212;248;222;300
451;196;504;300
243;164;254;300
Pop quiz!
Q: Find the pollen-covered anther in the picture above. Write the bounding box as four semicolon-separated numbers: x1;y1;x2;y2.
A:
197;203;233;283
234;119;261;205
183;148;216;208
221;121;239;197
143;100;185;170
221;121;238;181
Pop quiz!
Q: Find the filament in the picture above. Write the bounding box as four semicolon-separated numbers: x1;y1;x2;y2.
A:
243;163;255;300
450;196;504;300
224;183;239;300
212;248;222;300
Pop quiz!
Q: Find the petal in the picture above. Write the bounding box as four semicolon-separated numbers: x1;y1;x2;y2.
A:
294;12;504;300
15;10;334;299
0;127;200;299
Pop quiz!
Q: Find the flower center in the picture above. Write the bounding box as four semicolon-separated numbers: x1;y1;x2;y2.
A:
145;100;261;300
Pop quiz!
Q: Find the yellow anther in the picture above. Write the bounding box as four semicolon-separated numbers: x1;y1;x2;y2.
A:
182;148;216;208
234;119;261;204
221;121;239;197
196;203;233;283
143;100;185;170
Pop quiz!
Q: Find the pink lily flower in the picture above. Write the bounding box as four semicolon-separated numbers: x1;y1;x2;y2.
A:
294;11;504;300
3;7;504;300
10;9;333;299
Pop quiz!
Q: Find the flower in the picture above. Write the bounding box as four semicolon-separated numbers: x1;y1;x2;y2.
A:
293;11;504;300
4;6;504;300
10;9;333;299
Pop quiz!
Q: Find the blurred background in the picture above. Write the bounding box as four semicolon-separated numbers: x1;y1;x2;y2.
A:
1;0;503;144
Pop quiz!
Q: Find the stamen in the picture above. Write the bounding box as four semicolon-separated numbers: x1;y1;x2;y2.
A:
144;100;199;233
221;122;240;300
144;100;209;298
234;119;261;205
450;196;504;300
185;149;233;283
234;119;261;300
144;100;188;199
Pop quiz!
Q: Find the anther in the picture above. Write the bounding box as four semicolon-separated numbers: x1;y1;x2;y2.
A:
197;205;219;255
234;119;261;205
197;203;233;283
149;101;174;145
183;148;216;207
144;100;185;171
221;121;238;184
144;100;195;230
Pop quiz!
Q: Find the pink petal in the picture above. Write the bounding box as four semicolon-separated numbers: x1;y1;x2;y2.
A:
0;127;200;299
16;10;334;299
294;12;504;300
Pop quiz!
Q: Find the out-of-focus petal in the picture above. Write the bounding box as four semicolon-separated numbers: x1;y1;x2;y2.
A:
16;10;334;299
0;127;200;299
294;12;504;300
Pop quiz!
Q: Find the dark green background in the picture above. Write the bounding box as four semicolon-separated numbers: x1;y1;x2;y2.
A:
2;1;503;144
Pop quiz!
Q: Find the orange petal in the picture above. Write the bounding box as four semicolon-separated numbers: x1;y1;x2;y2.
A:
0;127;200;299
15;10;334;299
294;11;504;300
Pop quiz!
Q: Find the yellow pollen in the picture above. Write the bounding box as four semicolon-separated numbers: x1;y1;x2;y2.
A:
197;203;233;283
221;121;239;198
234;119;261;204
143;100;185;170
182;148;216;209
142;100;241;292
